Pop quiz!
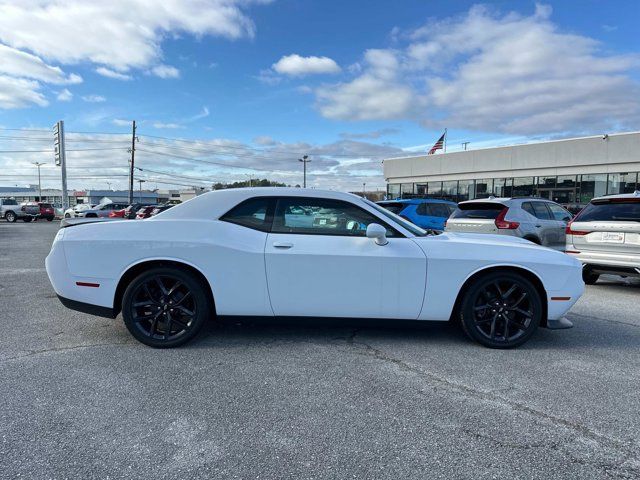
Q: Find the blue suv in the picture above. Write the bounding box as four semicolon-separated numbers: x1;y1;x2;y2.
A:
377;198;457;231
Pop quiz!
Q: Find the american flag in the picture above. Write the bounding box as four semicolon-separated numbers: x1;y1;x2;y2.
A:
428;132;446;155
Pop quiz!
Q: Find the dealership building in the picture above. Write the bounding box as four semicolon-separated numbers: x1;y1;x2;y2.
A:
383;131;640;209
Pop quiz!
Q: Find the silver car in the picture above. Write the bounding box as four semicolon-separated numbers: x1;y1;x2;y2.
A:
566;191;640;284
76;202;129;218
445;197;572;251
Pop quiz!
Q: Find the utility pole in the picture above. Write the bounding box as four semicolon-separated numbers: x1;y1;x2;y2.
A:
362;182;366;198
53;121;68;210
462;141;470;151
298;155;310;188
32;162;45;200
106;181;112;191
128;120;137;204
443;128;448;153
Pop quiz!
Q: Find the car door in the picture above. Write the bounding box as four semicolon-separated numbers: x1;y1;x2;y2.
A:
546;203;572;250
264;197;427;319
530;201;556;247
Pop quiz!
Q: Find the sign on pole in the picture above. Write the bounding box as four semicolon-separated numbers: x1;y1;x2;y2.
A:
53;121;68;210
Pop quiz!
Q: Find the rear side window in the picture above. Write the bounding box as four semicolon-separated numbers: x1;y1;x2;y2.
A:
522;202;536;217
40;203;53;208
450;202;505;219
576;200;640;222
221;197;274;232
547;203;572;221
378;202;406;214
418;203;455;218
2;199;18;206
531;202;552;220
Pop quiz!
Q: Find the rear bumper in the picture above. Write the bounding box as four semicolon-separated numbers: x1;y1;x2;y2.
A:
57;295;116;318
567;250;640;273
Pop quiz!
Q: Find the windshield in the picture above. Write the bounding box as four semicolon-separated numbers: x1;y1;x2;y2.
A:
364;198;427;236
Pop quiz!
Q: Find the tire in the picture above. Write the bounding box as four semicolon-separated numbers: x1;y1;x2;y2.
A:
5;211;17;223
458;271;542;349
582;268;600;285
122;267;211;348
23;216;32;222
65;213;71;218
86;213;97;218
47;217;54;221
524;236;541;245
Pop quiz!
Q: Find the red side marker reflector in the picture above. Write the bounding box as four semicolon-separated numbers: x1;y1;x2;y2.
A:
76;282;100;288
551;297;571;301
565;250;580;254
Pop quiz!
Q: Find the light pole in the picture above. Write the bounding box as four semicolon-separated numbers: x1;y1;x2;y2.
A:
362;182;366;198
298;155;310;188
137;179;145;201
32;162;46;201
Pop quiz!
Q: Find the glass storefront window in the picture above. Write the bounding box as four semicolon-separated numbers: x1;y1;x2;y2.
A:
428;181;443;197
493;178;512;197
474;179;494;198
512;177;535;197
400;183;414;197
416;183;427;195
388;184;400;199
442;181;458;201
538;176;556;189
579;174;607;203
458;180;475;202
556;175;577;189
608;173;638;195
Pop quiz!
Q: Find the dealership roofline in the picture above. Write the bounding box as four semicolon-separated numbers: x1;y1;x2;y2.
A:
385;130;640;162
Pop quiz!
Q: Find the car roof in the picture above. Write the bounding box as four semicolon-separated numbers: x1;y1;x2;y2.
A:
591;191;640;202
157;187;366;220
458;196;555;206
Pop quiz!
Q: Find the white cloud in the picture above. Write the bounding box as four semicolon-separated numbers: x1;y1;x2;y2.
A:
0;44;82;85
95;67;133;81
315;4;640;135
112;118;132;127
0;75;48;108
272;54;341;76
82;94;106;103
153;122;185;129
0;1;266;71
190;106;210;121
150;64;180;79
57;89;73;102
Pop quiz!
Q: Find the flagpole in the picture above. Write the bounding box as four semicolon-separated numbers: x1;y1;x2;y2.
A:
444;128;448;153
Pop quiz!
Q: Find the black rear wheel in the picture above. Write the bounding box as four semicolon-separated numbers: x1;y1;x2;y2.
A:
459;272;542;348
122;267;210;348
582;268;600;285
5;211;16;222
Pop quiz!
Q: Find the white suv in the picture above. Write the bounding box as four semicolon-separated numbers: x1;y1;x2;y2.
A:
445;197;573;251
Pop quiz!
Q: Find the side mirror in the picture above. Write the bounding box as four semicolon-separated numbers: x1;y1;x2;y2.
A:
366;223;388;246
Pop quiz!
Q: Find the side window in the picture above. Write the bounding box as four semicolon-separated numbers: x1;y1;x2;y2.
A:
547;203;572;221
221;197;273;232
426;203;453;218
272;198;396;237
416;203;428;216
531;201;552;220
522;202;536;217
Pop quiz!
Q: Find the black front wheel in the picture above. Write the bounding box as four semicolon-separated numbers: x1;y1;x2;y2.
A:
5;211;17;222
459;272;542;348
122;267;211;348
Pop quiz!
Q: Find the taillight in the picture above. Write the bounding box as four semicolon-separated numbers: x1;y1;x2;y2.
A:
495;207;519;229
565;220;588;235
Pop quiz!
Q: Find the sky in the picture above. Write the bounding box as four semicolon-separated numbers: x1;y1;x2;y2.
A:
0;0;638;192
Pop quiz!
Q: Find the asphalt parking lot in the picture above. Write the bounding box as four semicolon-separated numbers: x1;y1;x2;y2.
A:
1;221;639;479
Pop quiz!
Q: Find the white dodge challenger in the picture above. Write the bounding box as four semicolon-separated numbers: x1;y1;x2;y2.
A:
46;188;584;349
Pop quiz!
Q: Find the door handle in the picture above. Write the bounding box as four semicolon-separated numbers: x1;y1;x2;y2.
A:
535;224;542;228
273;242;293;249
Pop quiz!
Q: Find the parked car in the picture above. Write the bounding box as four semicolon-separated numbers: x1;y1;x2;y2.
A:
109;208;127;218
1;198;29;222
149;204;174;216
19;202;41;222
445;197;572;251
135;205;158;219
123;203;147;219
566;191;640;284
377;199;456;231
46;188;584;349
64;204;96;218
76;203;129;218
37;202;55;221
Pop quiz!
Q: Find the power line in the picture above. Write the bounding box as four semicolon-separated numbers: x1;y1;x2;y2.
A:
0;147;129;153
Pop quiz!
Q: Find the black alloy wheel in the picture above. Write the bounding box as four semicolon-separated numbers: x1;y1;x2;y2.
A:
459;272;542;348
122;267;210;348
